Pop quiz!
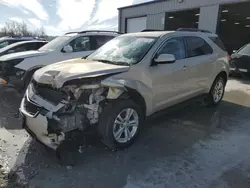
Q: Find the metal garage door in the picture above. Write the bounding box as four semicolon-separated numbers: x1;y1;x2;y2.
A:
126;16;147;33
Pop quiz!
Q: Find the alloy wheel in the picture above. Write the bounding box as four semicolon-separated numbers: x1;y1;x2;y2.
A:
212;79;224;103
113;108;139;143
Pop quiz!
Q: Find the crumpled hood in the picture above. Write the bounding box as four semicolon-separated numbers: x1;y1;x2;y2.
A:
0;50;49;61
33;58;130;88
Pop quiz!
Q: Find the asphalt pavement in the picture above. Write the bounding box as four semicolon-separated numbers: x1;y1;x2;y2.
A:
1;79;250;188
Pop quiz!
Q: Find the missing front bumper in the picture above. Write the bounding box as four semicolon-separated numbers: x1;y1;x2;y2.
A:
20;81;104;153
20;99;88;153
21;110;86;151
21;113;60;150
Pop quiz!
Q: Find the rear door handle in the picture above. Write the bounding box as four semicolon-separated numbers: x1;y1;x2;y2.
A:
183;65;188;71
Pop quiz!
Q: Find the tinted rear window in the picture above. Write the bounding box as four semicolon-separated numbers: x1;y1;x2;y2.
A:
91;35;115;50
209;36;226;51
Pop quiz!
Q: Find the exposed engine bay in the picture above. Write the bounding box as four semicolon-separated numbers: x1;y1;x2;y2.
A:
22;76;127;150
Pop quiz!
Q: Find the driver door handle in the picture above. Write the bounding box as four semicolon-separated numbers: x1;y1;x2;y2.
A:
183;65;188;71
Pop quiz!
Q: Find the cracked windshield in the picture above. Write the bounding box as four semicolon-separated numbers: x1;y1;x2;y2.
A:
0;0;250;188
88;36;156;65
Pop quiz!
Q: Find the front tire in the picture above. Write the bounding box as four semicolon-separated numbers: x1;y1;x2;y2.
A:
98;99;143;150
206;76;226;106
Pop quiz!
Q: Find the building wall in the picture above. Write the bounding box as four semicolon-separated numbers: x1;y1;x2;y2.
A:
119;0;250;33
199;5;220;33
147;12;166;30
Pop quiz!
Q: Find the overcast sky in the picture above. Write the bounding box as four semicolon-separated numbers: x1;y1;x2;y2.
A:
0;0;153;35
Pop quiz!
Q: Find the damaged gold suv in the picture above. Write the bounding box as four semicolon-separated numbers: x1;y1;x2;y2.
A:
20;29;229;152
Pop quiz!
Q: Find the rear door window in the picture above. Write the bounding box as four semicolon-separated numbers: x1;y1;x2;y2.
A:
91;35;115;50
185;36;213;58
68;36;91;52
35;42;47;49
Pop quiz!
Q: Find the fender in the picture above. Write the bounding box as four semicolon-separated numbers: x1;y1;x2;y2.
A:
101;77;152;115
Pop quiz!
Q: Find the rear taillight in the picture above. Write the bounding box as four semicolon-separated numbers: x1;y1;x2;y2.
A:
227;55;231;63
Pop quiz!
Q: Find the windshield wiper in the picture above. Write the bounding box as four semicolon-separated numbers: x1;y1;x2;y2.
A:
92;59;129;66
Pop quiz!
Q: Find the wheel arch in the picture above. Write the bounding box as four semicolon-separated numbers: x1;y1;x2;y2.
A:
118;87;147;117
216;71;228;84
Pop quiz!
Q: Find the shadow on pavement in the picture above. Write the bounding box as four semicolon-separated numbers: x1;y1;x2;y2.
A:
229;75;250;84
0;85;23;131
5;91;250;188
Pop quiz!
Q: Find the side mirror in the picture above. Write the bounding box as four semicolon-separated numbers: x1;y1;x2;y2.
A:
62;45;73;53
233;50;237;53
153;54;176;65
7;50;15;54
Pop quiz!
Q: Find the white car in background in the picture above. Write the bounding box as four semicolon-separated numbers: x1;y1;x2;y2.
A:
0;30;120;89
0;36;46;49
0;40;47;57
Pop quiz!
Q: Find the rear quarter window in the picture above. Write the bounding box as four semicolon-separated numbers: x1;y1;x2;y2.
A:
209;36;226;51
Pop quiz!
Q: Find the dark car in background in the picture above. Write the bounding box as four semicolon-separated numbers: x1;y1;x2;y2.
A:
0;40;47;57
230;43;250;77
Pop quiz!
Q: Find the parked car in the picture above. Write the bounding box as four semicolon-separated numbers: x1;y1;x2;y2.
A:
0;40;47;57
0;36;45;49
0;30;120;89
230;43;250;77
20;29;229;153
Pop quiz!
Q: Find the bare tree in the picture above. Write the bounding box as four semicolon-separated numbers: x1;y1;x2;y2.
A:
0;21;47;38
34;26;47;38
19;21;31;36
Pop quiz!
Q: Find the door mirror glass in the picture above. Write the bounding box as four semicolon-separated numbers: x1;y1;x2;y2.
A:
63;45;73;53
154;54;176;64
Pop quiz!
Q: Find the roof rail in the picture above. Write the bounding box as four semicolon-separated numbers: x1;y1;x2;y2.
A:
141;29;164;32
65;30;123;35
10;36;22;38
64;31;79;35
79;30;123;34
177;28;212;33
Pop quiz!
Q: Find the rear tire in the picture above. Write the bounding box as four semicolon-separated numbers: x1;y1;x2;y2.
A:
98;99;144;150
205;76;225;106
